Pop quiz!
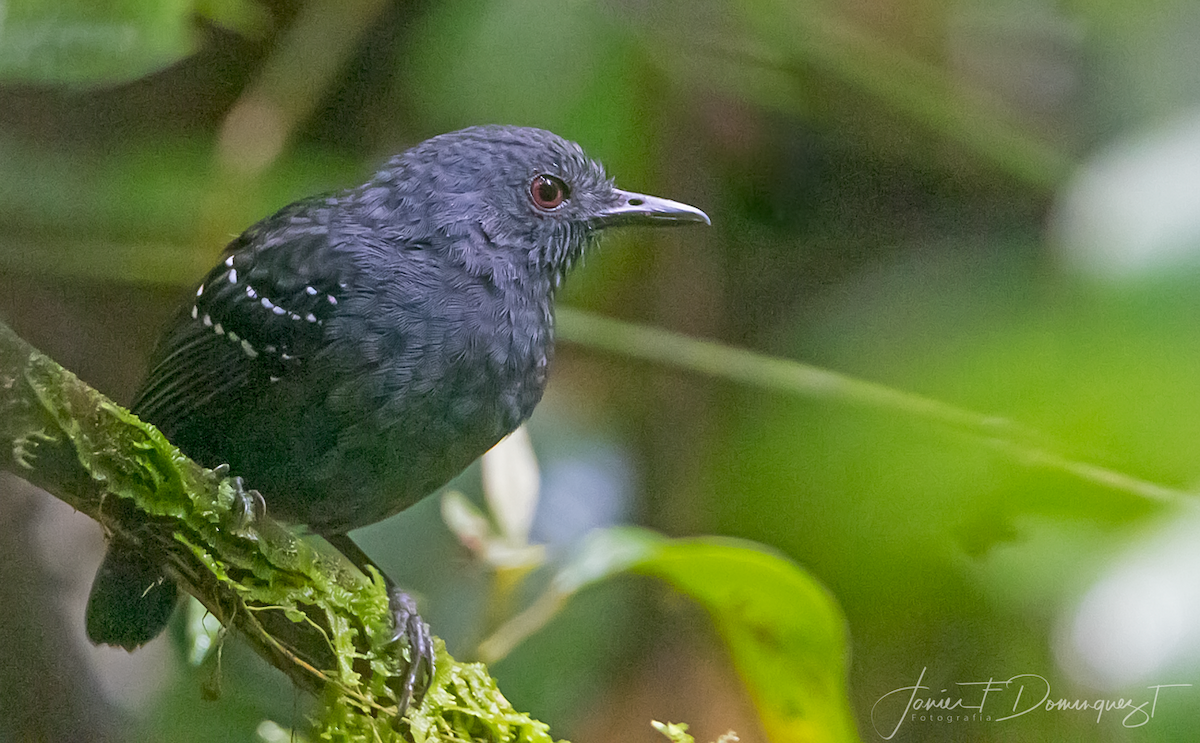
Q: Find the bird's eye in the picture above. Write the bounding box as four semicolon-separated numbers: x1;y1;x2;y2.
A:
530;174;568;210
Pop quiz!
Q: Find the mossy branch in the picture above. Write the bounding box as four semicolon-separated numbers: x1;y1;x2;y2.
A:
0;318;557;743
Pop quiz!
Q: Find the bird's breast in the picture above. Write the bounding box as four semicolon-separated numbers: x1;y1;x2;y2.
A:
296;266;554;531
439;285;553;433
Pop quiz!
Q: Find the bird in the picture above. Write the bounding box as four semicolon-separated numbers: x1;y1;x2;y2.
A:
84;125;709;712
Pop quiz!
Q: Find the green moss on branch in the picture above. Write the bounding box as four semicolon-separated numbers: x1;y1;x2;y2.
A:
0;318;556;743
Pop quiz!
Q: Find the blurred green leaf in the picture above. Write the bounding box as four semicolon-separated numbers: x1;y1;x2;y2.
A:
556;307;1185;508
0;0;239;86
196;0;269;36
484;527;859;743
403;0;655;181
699;245;1200;738
732;0;1072;189
633;535;858;743
0;137;360;284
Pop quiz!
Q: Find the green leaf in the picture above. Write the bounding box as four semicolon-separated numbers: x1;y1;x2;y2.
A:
631;534;859;743
0;0;258;86
485;527;860;743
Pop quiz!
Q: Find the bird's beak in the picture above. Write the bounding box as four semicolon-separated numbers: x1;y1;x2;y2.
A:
592;189;711;228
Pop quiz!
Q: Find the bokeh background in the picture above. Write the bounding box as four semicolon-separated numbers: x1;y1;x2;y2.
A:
4;0;1200;741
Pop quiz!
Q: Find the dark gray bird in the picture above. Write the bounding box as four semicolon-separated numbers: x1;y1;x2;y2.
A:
85;125;708;711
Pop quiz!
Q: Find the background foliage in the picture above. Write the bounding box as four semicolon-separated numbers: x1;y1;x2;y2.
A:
4;0;1200;741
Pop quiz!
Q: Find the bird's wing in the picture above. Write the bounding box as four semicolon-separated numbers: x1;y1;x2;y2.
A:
132;199;358;436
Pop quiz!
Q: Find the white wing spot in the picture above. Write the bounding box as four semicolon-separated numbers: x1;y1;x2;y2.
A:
326;295;338;305
214;323;225;336
191;305;198;319
261;297;275;310
305;312;317;323
228;330;240;342
272;305;287;316
305;286;318;296
228;268;238;284
241;340;258;358
202;314;213;327
196;284;204;297
246;285;258;299
224;255;235;267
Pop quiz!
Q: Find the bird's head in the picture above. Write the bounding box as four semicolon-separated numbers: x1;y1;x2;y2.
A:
374;125;709;288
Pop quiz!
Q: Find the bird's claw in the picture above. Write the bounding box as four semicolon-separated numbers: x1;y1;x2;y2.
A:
387;587;435;718
225;474;266;535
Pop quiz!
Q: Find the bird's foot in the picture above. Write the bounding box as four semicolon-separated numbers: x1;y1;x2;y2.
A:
387;587;435;718
214;467;266;535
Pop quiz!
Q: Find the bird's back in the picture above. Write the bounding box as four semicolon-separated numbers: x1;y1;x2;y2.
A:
133;191;553;535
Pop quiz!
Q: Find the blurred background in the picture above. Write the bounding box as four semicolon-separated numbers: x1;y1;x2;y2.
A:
4;0;1200;741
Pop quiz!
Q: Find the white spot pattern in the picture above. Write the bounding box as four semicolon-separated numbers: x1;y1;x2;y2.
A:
193;250;334;376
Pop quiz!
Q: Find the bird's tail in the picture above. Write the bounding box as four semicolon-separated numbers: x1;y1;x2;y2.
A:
85;542;179;650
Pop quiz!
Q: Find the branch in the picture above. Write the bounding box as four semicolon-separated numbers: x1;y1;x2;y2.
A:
557;307;1188;506
0;318;557;742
